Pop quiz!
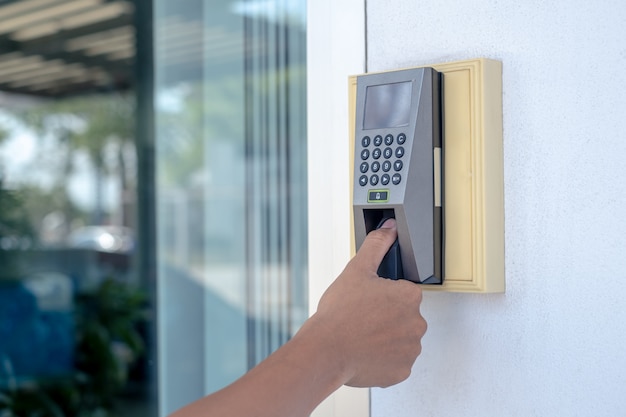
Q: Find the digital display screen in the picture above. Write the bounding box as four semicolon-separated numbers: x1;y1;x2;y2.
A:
363;81;412;130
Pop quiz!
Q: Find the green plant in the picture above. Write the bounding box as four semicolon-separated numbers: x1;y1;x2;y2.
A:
73;278;147;415
0;178;36;279
0;278;148;417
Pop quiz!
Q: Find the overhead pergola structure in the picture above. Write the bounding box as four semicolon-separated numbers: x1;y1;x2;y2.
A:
0;0;135;98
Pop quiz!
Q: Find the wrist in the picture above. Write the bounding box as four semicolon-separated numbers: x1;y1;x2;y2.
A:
293;313;355;386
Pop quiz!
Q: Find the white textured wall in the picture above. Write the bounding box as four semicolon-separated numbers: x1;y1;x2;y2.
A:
367;1;626;416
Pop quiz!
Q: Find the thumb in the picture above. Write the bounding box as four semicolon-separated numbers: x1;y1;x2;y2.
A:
352;218;398;273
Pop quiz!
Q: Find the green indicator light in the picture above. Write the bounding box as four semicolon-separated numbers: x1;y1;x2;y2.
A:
368;189;389;203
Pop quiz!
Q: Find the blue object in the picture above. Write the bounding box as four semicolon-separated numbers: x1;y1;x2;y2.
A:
0;280;74;383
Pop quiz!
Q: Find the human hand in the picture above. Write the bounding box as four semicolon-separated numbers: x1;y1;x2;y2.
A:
311;218;427;388
168;219;427;417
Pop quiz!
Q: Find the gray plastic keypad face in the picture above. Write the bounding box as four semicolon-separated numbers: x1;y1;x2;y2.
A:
352;67;442;284
358;133;406;189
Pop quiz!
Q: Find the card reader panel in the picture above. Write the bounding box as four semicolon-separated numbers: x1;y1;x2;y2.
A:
352;67;443;284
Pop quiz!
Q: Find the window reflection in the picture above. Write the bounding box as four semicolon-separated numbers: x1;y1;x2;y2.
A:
0;1;154;416
155;0;307;414
0;91;152;416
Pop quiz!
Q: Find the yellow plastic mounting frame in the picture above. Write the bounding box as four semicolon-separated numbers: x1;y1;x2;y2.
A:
349;58;504;293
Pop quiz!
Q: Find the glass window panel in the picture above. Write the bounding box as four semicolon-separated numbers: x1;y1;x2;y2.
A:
154;0;307;415
0;2;156;416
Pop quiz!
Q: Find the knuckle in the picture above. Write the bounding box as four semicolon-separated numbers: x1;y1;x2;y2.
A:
411;285;423;303
419;316;427;334
397;367;412;384
366;228;391;247
413;341;423;358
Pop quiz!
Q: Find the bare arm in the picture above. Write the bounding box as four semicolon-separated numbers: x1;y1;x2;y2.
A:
169;219;427;417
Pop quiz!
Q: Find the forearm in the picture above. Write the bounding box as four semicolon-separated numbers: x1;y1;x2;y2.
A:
169;314;348;417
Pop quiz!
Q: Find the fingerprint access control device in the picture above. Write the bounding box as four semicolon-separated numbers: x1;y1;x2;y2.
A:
353;67;443;284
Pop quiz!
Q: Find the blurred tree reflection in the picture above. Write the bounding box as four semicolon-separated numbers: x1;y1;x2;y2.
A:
15;92;136;230
0;178;35;279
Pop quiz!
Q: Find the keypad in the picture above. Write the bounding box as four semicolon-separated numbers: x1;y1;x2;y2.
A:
358;132;406;187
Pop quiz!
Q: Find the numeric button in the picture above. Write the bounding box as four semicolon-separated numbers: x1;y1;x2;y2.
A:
360;149;370;160
361;136;371;147
372;148;382;159
374;135;383;146
370;175;379;186
359;162;369;173
371;161;380;172
383;147;393;159
384;134;394;146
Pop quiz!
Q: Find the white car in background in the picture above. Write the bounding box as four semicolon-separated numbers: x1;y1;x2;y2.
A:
67;226;134;253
